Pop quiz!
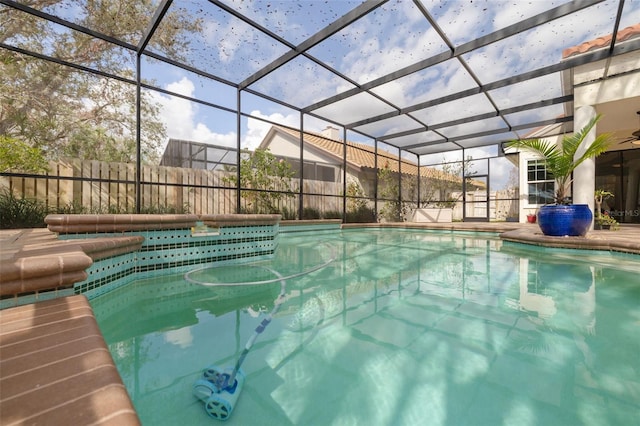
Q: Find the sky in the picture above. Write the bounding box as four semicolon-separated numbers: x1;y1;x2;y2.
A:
20;0;640;188
144;0;640;146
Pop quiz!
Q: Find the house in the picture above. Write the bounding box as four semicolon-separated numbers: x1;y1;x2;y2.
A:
258;125;489;220
506;23;640;224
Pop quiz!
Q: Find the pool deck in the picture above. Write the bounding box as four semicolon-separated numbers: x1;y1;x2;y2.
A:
1;221;639;425
0;295;141;426
351;221;640;255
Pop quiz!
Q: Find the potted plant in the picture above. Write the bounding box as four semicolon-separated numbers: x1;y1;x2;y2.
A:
594;211;618;230
506;115;612;236
594;189;618;230
594;189;613;217
526;211;537;223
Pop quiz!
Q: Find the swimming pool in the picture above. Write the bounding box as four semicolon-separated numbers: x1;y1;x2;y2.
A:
91;228;640;425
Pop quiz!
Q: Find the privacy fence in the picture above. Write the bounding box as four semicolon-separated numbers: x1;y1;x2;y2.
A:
1;159;516;221
0;159;343;216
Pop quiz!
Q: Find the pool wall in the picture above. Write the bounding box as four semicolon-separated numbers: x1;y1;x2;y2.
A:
73;225;280;299
62;214;282;301
1;214;281;307
3;218;638;309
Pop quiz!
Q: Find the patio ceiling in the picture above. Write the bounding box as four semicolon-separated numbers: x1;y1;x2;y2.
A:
2;0;640;156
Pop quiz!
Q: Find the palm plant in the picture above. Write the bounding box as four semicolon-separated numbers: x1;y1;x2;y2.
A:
506;115;612;204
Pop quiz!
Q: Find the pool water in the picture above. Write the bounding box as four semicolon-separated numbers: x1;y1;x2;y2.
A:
91;229;640;425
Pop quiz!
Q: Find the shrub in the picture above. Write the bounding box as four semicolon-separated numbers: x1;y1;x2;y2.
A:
345;205;376;223
225;148;296;214
279;206;298;220
57;202;191;215
139;203;191;214
58;200;89;214
0;136;49;173
0;190;51;229
322;210;343;219
302;207;321;219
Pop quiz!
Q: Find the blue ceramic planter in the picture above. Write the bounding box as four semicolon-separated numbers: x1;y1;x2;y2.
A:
537;204;593;237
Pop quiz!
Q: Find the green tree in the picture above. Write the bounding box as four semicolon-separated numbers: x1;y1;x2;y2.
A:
344;180;376;222
0;135;49;173
506;115;612;204
225;148;296;214
377;162;404;222
0;1;202;163
420;158;476;208
346;180;368;213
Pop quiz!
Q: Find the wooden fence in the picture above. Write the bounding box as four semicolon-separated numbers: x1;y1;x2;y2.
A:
1;159;516;219
0;159;343;215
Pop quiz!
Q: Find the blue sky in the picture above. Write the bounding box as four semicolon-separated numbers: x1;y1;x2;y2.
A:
3;0;637;192
141;0;640;156
20;0;634;183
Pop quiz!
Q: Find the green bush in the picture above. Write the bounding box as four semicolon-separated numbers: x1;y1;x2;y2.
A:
279;206;298;220
58;201;89;214
322;210;343;219
226;149;296;213
0;136;49;173
0;190;51;229
139;203;191;214
0;194;194;229
345;205;376;223
302;207;321;219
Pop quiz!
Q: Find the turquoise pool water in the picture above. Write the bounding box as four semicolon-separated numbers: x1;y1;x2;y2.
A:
91;229;640;425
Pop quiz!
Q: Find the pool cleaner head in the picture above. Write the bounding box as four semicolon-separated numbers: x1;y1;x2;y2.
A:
192;266;291;421
193;365;246;421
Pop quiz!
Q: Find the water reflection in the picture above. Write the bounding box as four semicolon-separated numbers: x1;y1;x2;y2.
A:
516;257;596;334
91;231;640;425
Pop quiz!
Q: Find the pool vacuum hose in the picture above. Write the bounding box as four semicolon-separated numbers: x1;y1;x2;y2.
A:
192;268;287;421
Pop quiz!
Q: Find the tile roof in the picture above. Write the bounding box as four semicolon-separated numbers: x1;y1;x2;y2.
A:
562;23;640;59
275;126;464;183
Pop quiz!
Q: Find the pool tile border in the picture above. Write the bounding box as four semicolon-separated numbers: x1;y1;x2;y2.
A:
1;215;282;308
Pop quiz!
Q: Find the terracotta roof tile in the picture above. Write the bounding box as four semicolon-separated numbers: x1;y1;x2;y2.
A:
276;126;462;183
562;23;640;59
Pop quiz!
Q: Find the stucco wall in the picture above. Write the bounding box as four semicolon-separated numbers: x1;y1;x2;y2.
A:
513;49;640;223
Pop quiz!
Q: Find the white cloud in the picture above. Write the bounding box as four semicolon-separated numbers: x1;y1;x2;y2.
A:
303;115;337;134
153;77;237;150
339;2;446;83
243;110;299;150
489;157;518;191
153;76;304;153
202;18;247;65
492;2;565;33
248;58;355;109
462;1;622;84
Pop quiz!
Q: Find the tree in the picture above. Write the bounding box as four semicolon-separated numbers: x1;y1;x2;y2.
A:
0;135;49;173
345;179;376;223
0;1;202;164
377;162;402;221
346;179;368;213
225;148;297;214
420;157;477;208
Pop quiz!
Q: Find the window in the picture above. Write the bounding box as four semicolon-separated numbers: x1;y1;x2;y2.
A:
527;160;554;205
284;158;338;183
